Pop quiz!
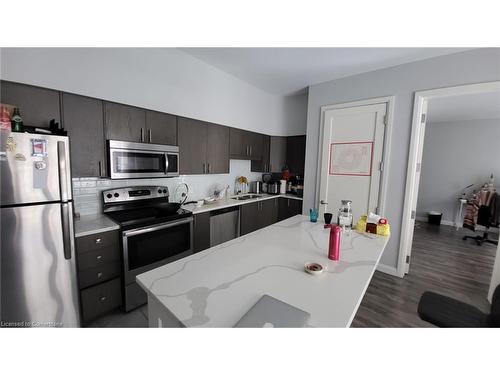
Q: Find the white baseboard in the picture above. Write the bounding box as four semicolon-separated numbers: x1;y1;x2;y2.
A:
416;215;455;227
376;264;402;278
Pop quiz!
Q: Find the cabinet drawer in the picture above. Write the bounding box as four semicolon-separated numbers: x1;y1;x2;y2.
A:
77;246;120;271
78;263;121;289
76;230;118;253
81;278;122;323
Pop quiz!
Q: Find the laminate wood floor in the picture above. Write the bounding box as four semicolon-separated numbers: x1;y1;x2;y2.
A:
351;222;498;327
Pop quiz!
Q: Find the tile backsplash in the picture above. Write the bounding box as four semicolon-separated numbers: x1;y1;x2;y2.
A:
72;159;262;216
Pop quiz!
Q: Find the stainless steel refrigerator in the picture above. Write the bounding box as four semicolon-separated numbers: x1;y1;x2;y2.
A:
1;132;80;327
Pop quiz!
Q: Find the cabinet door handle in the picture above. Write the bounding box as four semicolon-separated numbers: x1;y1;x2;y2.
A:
140;128;144;142
97;272;103;279
202;163;206;174
95;238;102;244
148;129;152;143
249;146;252;156
99;296;107;303
98;161;103;177
96;255;103;260
288;199;290;207
207;163;210;174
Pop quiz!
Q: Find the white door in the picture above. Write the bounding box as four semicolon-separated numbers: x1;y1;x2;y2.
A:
318;103;387;224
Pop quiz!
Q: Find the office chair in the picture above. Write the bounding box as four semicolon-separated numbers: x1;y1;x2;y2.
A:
417;285;500;327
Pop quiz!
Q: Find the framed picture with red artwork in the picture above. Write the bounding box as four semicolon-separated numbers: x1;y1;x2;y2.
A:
329;141;373;176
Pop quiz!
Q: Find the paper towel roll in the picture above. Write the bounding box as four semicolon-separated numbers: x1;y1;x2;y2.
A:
280;179;287;194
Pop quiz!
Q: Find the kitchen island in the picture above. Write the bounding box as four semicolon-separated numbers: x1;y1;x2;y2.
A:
136;215;389;327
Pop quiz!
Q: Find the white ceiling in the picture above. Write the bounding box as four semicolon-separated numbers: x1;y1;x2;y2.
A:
428;91;500;123
180;48;469;96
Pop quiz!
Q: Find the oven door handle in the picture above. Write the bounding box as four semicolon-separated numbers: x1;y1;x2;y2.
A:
123;217;193;237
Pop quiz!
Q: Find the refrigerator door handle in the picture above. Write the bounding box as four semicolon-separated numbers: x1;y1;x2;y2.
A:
61;202;74;260
57;141;70;202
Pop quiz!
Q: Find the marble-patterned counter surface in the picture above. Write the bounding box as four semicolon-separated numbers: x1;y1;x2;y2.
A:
182;193;302;215
74;213;119;237
137;215;389;327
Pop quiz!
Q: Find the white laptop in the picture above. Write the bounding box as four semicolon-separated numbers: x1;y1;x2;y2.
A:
234;295;311;328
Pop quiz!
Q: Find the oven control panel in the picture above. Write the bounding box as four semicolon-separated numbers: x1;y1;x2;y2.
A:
102;186;169;204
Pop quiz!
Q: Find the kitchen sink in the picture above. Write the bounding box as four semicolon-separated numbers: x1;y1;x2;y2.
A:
231;194;262;200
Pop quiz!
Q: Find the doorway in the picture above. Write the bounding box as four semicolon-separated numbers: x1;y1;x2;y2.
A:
400;81;500;298
317;97;394;223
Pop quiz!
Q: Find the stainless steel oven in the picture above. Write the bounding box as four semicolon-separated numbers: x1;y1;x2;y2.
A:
122;216;193;311
108;140;179;179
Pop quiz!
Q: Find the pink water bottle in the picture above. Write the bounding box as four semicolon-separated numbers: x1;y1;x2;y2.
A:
324;224;341;261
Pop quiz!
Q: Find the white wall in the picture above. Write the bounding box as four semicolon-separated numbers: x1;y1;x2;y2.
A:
279;92;309;136
0;48;306;136
417;119;500;224
304;48;500;272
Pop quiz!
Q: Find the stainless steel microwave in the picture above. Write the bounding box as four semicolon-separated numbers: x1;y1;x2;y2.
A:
108;140;179;179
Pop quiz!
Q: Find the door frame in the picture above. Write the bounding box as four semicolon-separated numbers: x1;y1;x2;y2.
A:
398;81;500;278
316;96;395;221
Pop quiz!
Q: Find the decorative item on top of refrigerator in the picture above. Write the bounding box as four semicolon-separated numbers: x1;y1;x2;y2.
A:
0;104;14;131
337;199;353;231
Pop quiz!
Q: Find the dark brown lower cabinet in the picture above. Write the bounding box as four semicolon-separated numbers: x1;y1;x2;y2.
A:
80;278;122;323
240;199;278;235
278;198;303;221
193;212;211;253
75;230;122;325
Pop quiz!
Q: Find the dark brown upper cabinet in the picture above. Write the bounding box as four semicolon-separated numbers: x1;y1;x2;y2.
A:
178;117;229;175
62;93;106;178
178;117;207;174
104;101;146;142
229;128;248;159
0;80;61;128
269;136;287;173
230;128;263;161
206;122;230;174
145;110;177;145
286;135;306;177
251;135;270;172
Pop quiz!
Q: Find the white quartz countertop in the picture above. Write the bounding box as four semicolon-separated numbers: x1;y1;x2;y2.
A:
74;213;120;237
136;215;389;327
182;193;303;215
